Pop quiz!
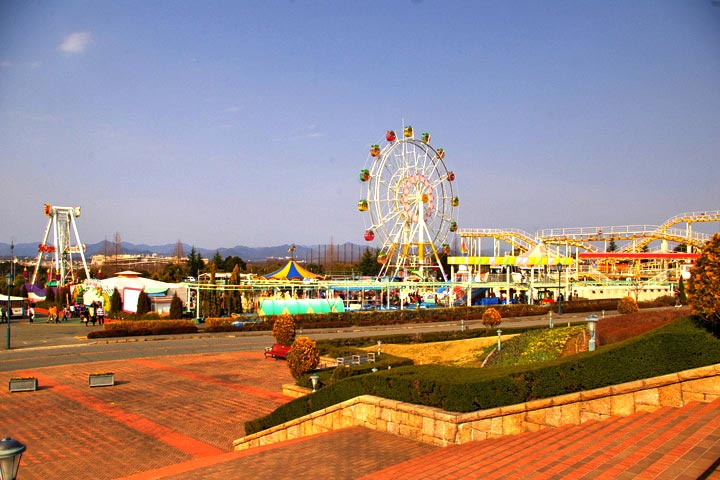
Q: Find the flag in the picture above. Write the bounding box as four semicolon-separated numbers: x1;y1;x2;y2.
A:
460;239;468;255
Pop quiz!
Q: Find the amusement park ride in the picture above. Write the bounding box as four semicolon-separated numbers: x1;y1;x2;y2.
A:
31;204;90;287
358;126;459;281
22;125;719;312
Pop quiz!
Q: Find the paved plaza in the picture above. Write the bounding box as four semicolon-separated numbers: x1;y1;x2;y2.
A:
2;318;719;479
1;341;436;480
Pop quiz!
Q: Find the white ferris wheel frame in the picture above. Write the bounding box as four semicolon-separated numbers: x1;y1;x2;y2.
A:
362;133;458;280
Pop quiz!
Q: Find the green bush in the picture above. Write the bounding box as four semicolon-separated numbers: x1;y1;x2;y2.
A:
169;294;183;319
482;307;502;329
245;316;720;435
617;296;639;314
87;320;198;338
272;314;296;346
286;337;320;379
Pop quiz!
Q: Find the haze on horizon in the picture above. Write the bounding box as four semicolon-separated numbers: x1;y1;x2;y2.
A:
1;1;719;251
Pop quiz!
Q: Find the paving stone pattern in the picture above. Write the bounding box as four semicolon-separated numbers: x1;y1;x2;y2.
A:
2;347;719;479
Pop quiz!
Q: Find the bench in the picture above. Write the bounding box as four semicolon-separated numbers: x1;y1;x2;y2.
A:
264;343;291;360
336;352;375;366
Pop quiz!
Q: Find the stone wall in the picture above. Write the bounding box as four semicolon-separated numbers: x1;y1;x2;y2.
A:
234;363;720;450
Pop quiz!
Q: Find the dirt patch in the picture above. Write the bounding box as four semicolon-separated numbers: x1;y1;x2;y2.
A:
361;336;516;367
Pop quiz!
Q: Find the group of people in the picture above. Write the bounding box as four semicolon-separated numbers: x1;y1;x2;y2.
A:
81;301;105;326
46;304;71;323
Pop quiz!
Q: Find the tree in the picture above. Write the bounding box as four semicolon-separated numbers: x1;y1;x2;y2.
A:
272;314;296;346
169;293;183;319
225;264;243;314
113;232;123;265
211;251;224;271
607;239;618;252
677;276;687;304
159;263;184;283
173;240;185;263
224;256;247;272
617;296;639;314
187;246;204;277
688;233;720;331
136;291;151;316
482;307;502;330
358;248;381;276
110;288;122;314
286;337;320;380
200;266;222;318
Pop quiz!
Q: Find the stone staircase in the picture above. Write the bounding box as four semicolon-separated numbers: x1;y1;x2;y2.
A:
359;398;720;479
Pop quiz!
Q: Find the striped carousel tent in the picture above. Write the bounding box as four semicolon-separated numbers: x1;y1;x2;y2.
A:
263;260;323;281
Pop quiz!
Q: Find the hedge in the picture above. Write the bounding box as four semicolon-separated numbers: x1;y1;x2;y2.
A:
244;316;720;435
87;320;198;338
204;317;270;333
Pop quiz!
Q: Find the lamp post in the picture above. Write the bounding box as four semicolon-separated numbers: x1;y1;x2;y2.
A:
557;263;563;315
0;437;26;480
5;240;13;350
497;329;502;352
586;314;599;351
377;340;382;356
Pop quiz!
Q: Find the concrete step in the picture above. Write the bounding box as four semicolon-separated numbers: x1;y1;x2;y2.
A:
361;398;720;479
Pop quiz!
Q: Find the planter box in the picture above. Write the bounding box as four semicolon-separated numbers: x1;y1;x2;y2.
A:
9;378;38;392
88;373;115;387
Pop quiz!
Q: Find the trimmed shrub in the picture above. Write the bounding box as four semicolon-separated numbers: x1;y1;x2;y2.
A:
244;316;720;434
272;314;296;346
87;320;197;338
136;291;151;316
617;296;639;314
482;307;502;329
110;288;122;314
204;317;269;333
169;294;183;319
286;337;320;380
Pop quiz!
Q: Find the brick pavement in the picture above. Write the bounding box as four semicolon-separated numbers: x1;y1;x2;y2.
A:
1;350;436;480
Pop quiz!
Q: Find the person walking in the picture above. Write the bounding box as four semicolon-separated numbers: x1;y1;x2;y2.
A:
97;304;105;326
28;305;35;323
88;303;96;326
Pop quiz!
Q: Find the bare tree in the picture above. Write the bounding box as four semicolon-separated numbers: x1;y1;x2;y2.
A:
173;240;184;264
113;232;122;266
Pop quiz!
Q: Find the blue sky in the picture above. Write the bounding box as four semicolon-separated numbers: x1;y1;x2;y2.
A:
1;0;719;249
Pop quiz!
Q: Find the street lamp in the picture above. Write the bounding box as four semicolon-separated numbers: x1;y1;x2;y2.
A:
377;340;382;356
557;263;563;315
497;329;502;352
586;314;599;351
310;374;319;392
5;240;13;350
0;437;26;480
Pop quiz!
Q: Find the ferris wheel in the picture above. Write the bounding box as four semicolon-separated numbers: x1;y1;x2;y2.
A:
358;126;459;280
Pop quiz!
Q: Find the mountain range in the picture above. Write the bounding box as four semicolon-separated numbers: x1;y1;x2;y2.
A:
0;241;371;262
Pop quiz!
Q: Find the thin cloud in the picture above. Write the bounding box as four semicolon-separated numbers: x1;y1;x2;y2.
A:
58;32;93;54
0;61;12;68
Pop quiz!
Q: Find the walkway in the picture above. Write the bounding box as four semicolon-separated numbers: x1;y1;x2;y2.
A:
1;350;435;479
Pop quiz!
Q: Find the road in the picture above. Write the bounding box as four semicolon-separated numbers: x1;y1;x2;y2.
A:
0;310;612;371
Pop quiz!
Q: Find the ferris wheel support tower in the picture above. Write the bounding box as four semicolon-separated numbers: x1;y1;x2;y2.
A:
31;204;90;286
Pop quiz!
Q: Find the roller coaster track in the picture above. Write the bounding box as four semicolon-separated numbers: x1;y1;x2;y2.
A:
460;211;718;254
618;210;720;252
458;228;536;253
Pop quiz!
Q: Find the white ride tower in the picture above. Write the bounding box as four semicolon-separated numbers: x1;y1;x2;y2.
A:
31;203;90;285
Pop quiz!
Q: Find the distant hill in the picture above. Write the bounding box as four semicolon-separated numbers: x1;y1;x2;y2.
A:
0;241;371;262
